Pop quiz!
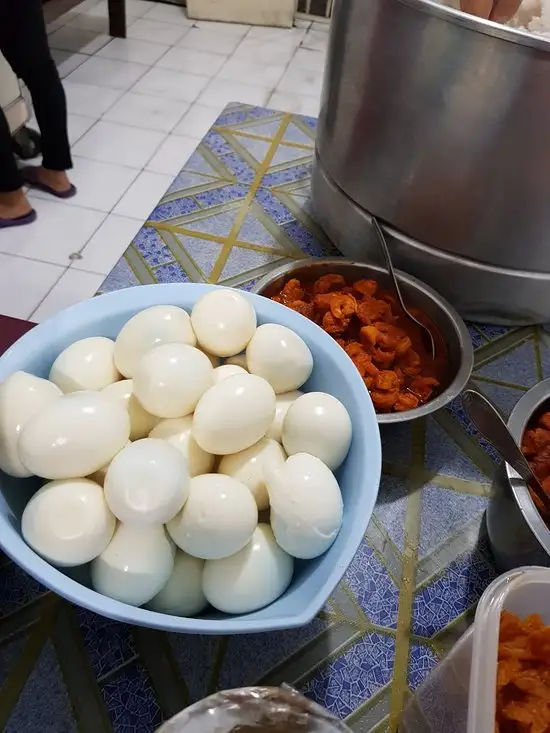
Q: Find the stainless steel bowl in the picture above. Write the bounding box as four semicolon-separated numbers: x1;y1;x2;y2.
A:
487;379;550;571
252;257;473;424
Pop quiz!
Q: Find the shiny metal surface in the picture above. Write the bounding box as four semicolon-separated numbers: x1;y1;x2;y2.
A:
316;0;550;273
311;159;550;324
487;378;550;571
253;257;473;424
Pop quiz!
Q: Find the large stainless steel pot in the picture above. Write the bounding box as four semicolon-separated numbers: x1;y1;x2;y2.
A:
313;0;550;324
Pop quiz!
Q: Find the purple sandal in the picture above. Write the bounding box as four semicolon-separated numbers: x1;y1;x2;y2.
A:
20;167;77;199
0;210;37;228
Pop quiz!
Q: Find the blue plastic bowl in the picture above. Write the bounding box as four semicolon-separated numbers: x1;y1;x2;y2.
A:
0;284;381;634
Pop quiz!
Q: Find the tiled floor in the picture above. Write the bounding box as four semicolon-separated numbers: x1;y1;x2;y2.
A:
2;0;328;322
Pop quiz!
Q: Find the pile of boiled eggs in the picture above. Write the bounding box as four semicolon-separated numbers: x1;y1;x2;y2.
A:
0;289;353;617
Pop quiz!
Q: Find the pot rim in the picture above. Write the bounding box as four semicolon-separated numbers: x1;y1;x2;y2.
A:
507;378;550;555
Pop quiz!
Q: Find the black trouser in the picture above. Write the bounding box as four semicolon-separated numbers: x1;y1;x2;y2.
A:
0;0;72;193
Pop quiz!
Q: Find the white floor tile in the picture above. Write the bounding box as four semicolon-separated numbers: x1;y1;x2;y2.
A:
178;28;241;55
127;18;189;45
233;38;297;64
48;26;109;54
125;0;155;18
51;50;89;78
312;21;331;32
73;120;165;169
72;214;141;275
0;199;104;266
288;47;327;72
217;57;287;89
198;78;270;109
47;16;69;34
268;90;321;117
155;47;227;77
294;19;312;29
64;11;109;34
300;29;329;52
65;56;149;91
97;37;170;65
173;104;218;139
134;67;210;103
143;3;193;25
31;270;106;323
193;20;250;37
0;256;66;321
113;170;173;219
67;114;98;145
103;91;189;133
246;26;305;44
146;134;198;175
63;81;123;117
277;54;325;97
30;157;139;213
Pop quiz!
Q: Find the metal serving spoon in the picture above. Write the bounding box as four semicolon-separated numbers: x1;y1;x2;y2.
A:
462;388;550;513
371;216;436;360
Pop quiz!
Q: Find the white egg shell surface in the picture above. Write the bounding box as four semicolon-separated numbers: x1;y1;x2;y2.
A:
92;524;174;607
218;438;286;511
246;324;313;394
225;353;248;370
192;373;276;455
87;444;128;487
282;392;352;471
133;343;213;419
0;371;62;477
203;524;293;615
49;337;120;394
201;351;220;368
102;379;158;441
22;479;115;567
114;305;196;378
148;551;207;616
18;391;130;480
266;453;343;559
265;390;303;444
191;290;257;357
212;364;247;384
105;438;189;525
148;417;214;477
167;474;258;560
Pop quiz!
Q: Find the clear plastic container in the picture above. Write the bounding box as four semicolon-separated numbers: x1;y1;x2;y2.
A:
401;566;550;733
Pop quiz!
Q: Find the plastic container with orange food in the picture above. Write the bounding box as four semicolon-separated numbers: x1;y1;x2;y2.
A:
401;566;550;733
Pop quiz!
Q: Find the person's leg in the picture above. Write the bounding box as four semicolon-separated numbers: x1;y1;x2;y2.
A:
0;107;34;221
0;0;74;195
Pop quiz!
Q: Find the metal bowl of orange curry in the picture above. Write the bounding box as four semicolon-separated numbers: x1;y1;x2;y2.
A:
253;257;473;424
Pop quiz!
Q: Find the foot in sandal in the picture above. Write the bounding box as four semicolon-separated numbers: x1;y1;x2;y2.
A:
0;189;36;228
21;166;76;199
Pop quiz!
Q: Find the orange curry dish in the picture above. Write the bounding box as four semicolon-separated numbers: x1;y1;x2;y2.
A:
270;273;447;413
521;410;550;525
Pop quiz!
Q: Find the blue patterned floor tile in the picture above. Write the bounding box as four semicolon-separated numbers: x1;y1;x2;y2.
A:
262;165;312;188
282;122;315;146
301;632;395;719
301;116;317;131
101;661;162;733
443;397;500;466
219;247;284;281
234;135;271;162
344;538;399;628
0;634;27;687
218;153;256;184
134;227;173;267
202;130;233;156
418;484;487;558
538;337;550;380
372;475;409;554
194;183;249;208
148;197;199;222
218;617;328;690
408;643;439;692
475;324;510;341
167;172;214;195
99;258;140;294
231;119;282;138
183;150;220;178
185;211;237;238
216;106;277;127
411;544;496;638
238;213;280;248
75;607;136;679
270;144;312;166
153;262;191;284
470;379;525;420
254;189;296;225
177;236;222;279
380;422;412;468
0;562;47;618
466;325;485;350
281;220;337;257
424;418;490;482
6;640;76;733
168;633;219;703
475;339;538;387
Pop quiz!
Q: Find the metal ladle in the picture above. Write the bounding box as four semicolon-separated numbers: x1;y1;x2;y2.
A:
371;217;436;360
462;388;550;513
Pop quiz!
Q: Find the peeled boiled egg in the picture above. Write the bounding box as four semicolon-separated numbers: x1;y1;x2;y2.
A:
102;379;158;441
191;290;257;357
149;417;214;477
218;438;286;511
200;351;220;368
18;391;130;480
225;353;248;370
148;550;207;616
246;324;313;394
104;439;189;525
133;343;213;419
0;371;62;477
282;392;352;470
92;523;174;606
192;373;276;455
266;453;343;559
87;444;128;487
212;364;247;384
114;305;196;378
49;337;120;393
265;390;303;444
167;474;257;560
22;479;115;566
202;524;293;614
